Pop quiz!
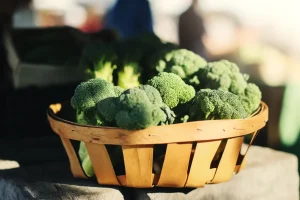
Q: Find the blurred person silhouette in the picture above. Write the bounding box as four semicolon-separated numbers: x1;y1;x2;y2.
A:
178;0;207;58
103;0;154;39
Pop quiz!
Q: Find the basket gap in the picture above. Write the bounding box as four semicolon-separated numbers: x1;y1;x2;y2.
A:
187;142;198;174
152;144;168;175
105;145;125;176
210;136;244;184
210;139;228;169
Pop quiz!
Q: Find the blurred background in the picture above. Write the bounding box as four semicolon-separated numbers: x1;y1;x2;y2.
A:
1;0;300;171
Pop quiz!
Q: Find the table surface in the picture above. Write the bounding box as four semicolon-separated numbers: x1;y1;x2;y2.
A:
0;135;299;200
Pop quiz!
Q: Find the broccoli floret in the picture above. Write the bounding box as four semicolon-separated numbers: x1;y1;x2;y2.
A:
147;72;196;109
113;86;125;96
189;89;248;121
138;85;163;105
71;78;122;125
198;60;248;94
240;83;262;115
97;85;175;130
80;43;117;82
151;49;207;85
96;97;119;124
198;60;262;115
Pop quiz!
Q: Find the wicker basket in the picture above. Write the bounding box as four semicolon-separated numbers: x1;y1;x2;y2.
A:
47;101;268;188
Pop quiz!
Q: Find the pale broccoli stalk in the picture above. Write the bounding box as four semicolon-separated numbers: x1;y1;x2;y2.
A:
114;39;143;89
117;62;141;89
70;78;124;177
97;85;175;130
78;142;94;177
198;60;262;115
188;89;248;121
80;43;117;82
151;49;207;86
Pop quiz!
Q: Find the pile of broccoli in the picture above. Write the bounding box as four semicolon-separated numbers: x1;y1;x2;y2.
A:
79;33;179;90
73;33;263;176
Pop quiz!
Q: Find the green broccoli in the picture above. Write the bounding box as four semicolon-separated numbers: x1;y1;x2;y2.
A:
114;85;125;96
80;43;117;82
240;83;262;115
150;49;207;85
188;89;248;121
147;72;196;109
71;78;124;177
97;85;175;130
70;78;123;125
198;60;248;94
78;142;94;177
198;60;262;115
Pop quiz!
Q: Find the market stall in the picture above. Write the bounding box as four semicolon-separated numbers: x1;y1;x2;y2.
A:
0;0;299;199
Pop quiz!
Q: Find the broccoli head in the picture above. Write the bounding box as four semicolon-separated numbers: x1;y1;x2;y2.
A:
147;72;196;109
96;85;175;130
80;43;117;82
71;78;124;126
151;49;207;84
198;60;262;115
240;83;262;115
198;60;249;94
189;89;248;121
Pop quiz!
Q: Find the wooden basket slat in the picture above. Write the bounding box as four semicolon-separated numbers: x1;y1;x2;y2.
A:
59;136;87;179
47;103;268;145
85;142;120;186
185;141;221;187
210;137;244;183
156;143;193;187
122;145;154;188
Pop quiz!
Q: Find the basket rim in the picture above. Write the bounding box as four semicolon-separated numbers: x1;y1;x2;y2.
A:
47;101;268;145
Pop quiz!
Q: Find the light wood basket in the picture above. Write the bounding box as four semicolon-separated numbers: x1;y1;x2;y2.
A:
47;102;268;188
